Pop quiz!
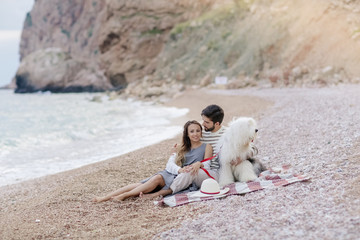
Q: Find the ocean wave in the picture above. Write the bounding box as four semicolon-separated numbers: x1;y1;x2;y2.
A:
0;90;188;186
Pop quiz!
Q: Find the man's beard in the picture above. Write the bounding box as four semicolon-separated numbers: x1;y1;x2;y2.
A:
204;125;215;132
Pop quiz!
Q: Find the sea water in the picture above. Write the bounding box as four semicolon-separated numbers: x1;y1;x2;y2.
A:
0;89;188;187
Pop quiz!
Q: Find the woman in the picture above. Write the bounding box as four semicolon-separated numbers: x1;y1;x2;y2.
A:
93;120;213;202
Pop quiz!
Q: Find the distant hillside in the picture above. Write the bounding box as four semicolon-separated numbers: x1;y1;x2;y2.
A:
14;0;360;96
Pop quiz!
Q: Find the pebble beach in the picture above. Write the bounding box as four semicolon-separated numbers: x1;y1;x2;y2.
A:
0;85;359;239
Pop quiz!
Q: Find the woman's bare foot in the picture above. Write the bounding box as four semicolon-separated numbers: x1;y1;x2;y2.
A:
139;192;145;199
139;192;163;200
139;192;155;200
111;195;125;202
139;192;152;200
92;196;107;203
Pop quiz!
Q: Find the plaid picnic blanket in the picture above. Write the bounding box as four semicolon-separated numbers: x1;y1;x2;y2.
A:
156;165;310;207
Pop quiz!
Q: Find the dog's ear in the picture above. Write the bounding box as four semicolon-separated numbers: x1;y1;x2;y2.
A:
247;118;253;126
229;116;238;126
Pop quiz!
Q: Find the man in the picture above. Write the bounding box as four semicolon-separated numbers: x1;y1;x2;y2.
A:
199;104;227;170
165;104;226;194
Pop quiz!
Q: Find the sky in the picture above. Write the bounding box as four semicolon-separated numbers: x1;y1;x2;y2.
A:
0;0;34;87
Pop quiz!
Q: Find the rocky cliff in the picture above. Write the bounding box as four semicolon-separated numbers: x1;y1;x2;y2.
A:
15;0;216;93
15;0;360;95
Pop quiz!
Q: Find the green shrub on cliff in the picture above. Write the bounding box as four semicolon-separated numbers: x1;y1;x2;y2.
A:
158;2;250;84
25;13;32;27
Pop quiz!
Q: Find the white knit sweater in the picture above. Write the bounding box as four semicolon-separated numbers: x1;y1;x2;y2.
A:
165;126;227;174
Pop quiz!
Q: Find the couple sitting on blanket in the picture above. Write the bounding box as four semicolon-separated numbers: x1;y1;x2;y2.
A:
93;105;228;202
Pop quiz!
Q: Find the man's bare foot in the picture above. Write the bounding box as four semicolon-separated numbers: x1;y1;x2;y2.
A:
155;195;164;201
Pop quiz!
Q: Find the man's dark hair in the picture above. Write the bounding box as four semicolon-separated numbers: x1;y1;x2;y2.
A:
201;104;224;124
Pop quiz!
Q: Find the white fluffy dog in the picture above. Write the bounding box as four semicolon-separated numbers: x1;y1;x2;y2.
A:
218;117;266;187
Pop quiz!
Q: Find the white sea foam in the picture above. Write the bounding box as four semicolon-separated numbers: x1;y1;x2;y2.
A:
0;90;188;186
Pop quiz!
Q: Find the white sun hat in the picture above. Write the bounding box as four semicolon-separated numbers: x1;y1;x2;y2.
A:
192;178;230;198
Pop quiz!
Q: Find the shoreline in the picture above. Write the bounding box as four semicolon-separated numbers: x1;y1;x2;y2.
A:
1;85;359;239
0;90;188;187
0;87;271;193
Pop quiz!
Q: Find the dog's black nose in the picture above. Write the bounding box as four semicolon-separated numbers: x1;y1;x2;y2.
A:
255;129;258;133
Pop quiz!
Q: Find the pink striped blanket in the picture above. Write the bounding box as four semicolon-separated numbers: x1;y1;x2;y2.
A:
156;165;310;207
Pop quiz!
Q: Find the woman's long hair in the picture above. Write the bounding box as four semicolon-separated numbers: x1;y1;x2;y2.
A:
175;120;202;166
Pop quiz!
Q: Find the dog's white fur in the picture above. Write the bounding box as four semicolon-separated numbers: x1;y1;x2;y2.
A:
218;117;260;187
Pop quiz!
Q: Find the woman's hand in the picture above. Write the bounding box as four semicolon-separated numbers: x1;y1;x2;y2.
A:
189;162;203;175
178;162;203;174
178;165;191;173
